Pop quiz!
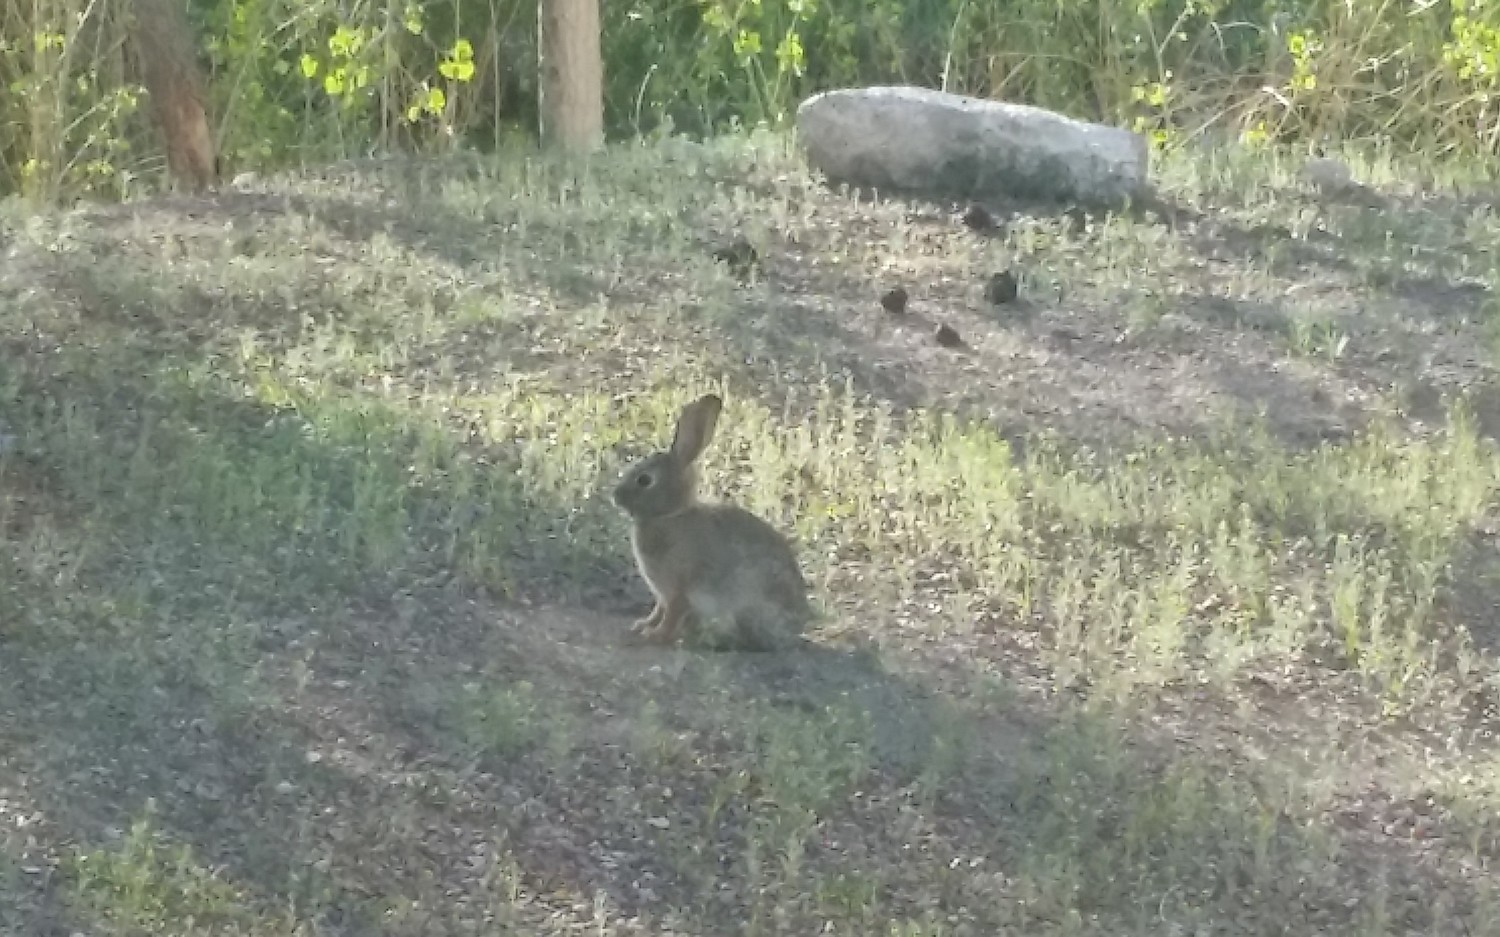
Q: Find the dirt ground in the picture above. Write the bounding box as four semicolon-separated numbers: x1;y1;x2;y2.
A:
3;138;1500;935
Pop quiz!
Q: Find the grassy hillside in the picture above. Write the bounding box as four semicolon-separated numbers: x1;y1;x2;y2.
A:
3;134;1500;935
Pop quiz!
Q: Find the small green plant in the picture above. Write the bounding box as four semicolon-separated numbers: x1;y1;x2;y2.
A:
1287;311;1350;360
452;679;572;759
740;699;871;822
64;806;247;931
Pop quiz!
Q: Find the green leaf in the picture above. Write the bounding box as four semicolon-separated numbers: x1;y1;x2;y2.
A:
329;25;365;59
299;54;318;78
403;3;425;34
439;38;477;82
439;59;475;82
732;28;762;64
438;37;477;82
775;32;805;75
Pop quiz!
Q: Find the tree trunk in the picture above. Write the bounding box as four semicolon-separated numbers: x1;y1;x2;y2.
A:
130;0;218;192
537;0;604;152
26;0;67;204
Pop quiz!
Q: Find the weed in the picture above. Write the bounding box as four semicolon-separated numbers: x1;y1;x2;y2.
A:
64;806;254;934
2;132;1500;935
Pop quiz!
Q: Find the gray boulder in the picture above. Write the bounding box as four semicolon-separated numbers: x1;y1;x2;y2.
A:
795;86;1150;208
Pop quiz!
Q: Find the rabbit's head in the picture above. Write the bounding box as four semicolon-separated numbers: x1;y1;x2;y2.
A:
612;394;722;521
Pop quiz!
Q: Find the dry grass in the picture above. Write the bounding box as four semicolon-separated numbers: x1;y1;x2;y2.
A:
3;134;1500;935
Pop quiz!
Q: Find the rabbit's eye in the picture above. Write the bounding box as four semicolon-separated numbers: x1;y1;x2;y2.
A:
635;473;654;488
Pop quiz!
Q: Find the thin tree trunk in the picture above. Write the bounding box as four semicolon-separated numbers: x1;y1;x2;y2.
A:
537;0;603;152
130;0;218;192
26;0;66;204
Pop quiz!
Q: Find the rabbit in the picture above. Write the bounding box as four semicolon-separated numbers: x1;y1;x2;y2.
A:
611;393;813;651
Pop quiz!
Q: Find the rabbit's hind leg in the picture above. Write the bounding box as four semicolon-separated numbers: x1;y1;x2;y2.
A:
731;607;802;652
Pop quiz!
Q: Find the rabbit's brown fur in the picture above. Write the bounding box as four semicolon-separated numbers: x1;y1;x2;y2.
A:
612;394;812;650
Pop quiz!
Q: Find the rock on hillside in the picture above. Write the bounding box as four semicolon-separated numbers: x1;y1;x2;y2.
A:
796;85;1150;208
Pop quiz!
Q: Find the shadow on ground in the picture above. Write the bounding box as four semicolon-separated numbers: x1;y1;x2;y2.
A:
0;194;1490;931
0;153;1494;929
1;542;1476;932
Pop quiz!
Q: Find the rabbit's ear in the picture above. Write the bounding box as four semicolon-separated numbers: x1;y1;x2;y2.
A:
669;394;723;466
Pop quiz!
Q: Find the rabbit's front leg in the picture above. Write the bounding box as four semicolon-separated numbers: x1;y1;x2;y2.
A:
641;592;690;644
631;600;665;635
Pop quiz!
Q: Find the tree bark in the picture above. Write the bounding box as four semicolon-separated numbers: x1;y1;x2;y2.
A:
537;0;604;152
130;0;219;192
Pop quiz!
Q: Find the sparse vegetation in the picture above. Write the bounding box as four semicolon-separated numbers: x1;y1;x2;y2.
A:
6;119;1500;935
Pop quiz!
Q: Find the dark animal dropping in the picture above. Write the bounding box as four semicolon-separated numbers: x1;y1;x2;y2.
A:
880;286;908;314
712;237;760;280
963;204;1000;234
986;271;1019;305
